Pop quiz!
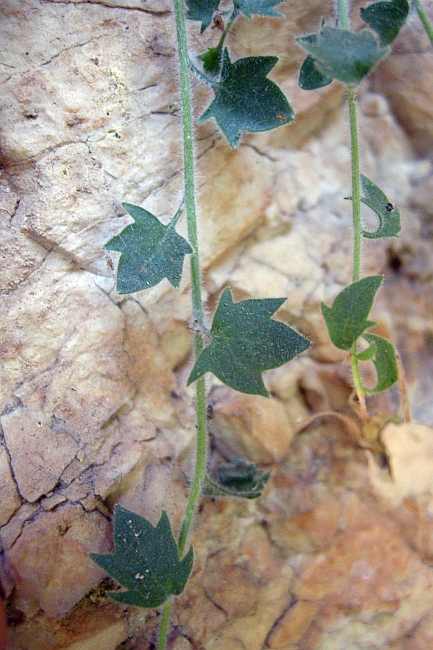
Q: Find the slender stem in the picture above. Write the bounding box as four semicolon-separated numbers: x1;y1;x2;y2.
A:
156;2;209;650
157;602;172;650
336;0;350;29
173;0;204;329
348;87;362;282
178;376;207;555
413;0;433;48
350;353;367;419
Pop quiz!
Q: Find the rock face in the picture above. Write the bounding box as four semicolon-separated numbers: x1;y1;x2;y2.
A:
1;1;433;649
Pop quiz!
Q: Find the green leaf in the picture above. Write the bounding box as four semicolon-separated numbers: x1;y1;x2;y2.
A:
321;276;383;350
361;333;398;392
105;203;192;294
233;0;284;18
354;339;377;361
187;287;311;396
202;458;270;499
90;506;193;609
298;55;333;90
186;0;221;32
297;24;389;85
197;39;224;75
198;49;294;148
360;0;409;46
360;175;401;239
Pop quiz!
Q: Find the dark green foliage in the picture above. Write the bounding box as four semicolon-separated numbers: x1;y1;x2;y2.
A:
358;333;399;392
233;0;284;18
297;24;389;85
202;458;270;499
90;506;193;609
360;0;410;45
359;175;401;239
298;55;333;90
105;203;192;294
198;49;294;147
321;276;382;350
188;287;311;396
197;39;224;75
186;0;221;32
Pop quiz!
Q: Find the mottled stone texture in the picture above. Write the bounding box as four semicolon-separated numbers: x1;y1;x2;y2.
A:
1;0;433;649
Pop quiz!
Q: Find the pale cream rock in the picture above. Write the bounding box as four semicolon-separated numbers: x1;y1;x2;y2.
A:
4;503;112;617
2;410;79;502
209;386;297;463
0;444;21;526
59;619;128;650
369;422;433;503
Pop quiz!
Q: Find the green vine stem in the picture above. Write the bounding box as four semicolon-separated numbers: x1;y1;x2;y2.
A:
337;0;367;415
156;0;209;648
413;0;433;47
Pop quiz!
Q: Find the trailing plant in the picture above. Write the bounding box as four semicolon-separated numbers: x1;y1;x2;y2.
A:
91;1;310;648
297;0;411;421
89;0;423;644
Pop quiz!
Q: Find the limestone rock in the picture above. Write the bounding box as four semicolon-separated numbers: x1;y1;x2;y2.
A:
1;0;433;648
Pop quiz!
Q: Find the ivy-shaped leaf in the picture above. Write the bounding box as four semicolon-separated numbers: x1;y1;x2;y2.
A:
360;0;409;46
359;333;398;392
299;55;333;90
187;287;311;396
233;0;284;18
90;506;193;609
186;0;221;32
321;276;383;350
198;49;294;148
297;24;389;85
202;458;270;499
105;203;192;294
360;175;401;239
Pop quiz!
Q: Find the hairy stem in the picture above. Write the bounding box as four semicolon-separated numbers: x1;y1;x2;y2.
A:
347;87;362;282
336;0;350;28
156;2;209;650
337;0;366;408
157;602;172;650
413;0;433;48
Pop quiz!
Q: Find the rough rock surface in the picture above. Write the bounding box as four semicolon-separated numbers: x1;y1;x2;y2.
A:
1;0;433;649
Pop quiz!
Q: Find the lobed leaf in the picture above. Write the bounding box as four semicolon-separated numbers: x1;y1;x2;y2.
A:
297;24;389;85
198;39;225;75
233;0;284;18
202;457;270;499
360;175;401;239
90;506;193;609
360;333;398;392
360;0;409;46
105;203;192;294
186;0;221;32
198;49;294;147
299;55;333;90
321;276;383;350
187;287;311;396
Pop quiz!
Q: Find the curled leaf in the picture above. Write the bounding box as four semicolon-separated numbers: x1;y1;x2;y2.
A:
361;333;398;393
202;458;270;499
360;175;401;239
